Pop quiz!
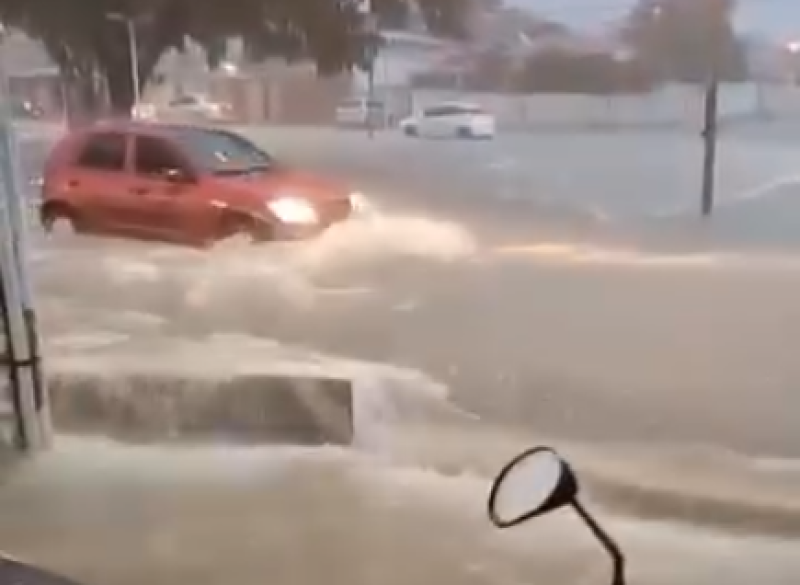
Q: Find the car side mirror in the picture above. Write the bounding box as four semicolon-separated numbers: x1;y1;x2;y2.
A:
488;446;627;585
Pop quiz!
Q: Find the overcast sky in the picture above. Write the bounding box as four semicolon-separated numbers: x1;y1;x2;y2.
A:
505;0;800;40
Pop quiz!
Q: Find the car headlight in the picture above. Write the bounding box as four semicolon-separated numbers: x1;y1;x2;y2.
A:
267;196;318;225
349;191;369;213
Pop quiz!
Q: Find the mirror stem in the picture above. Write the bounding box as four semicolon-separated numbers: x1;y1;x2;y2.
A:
570;500;626;585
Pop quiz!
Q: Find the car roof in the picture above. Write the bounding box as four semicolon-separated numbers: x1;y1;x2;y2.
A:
84;119;218;137
429;101;483;109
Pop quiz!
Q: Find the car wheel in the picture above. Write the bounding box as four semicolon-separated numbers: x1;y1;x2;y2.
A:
218;214;269;245
457;126;472;139
404;125;418;137
41;204;81;236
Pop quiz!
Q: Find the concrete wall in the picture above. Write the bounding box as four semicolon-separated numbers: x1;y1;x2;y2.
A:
410;84;800;130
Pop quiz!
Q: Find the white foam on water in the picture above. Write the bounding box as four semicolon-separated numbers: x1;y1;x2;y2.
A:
492;241;800;271
10;436;353;489
46;332;472;453
32;210;477;321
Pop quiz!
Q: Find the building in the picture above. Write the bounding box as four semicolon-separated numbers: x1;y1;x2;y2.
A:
352;30;458;93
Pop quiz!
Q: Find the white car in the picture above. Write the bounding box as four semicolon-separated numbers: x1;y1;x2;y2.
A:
399;102;495;139
146;94;232;123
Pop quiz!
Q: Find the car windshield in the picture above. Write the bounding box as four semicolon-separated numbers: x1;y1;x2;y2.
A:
165;127;273;175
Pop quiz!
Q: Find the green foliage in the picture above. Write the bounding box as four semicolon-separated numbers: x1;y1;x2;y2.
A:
0;0;468;111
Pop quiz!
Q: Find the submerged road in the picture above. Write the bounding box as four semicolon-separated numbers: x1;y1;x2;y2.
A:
3;123;800;585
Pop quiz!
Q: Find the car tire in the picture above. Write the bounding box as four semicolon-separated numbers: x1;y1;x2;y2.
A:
218;213;269;245
41;204;81;235
457;126;473;139
404;125;418;137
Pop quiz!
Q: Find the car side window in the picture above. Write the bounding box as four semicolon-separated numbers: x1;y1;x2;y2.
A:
438;106;462;117
134;135;186;178
76;132;126;171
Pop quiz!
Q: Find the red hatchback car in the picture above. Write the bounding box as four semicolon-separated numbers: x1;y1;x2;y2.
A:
40;121;359;246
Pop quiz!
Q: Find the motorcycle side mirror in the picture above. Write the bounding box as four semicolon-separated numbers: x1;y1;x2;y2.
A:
488;446;577;527
487;447;627;585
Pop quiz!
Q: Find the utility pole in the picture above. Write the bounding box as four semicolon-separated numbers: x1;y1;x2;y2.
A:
0;26;51;451
360;0;379;139
700;73;719;217
107;13;144;114
700;17;724;218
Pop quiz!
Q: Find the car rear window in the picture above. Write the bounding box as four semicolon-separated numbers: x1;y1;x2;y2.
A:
164;127;273;175
76;132;126;171
340;99;383;109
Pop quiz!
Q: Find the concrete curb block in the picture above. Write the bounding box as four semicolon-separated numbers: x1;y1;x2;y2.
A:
48;371;354;446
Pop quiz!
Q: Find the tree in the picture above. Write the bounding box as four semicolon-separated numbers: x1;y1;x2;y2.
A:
0;0;467;117
515;49;655;94
622;0;747;83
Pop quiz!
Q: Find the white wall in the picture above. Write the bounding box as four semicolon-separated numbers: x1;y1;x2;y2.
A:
410;83;800;130
353;35;454;93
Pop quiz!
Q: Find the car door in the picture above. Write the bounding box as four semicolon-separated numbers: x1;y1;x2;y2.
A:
130;134;215;244
63;130;133;234
438;105;464;137
418;107;443;137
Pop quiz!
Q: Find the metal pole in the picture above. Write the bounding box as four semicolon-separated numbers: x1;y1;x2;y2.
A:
0;141;42;451
367;58;375;138
128;20;141;108
700;21;722;219
700;76;719;217
571;500;626;585
0;30;51;450
360;0;377;139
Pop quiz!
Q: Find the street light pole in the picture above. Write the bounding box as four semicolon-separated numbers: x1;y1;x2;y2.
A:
700;20;724;218
107;14;141;112
359;0;378;139
0;25;51;451
700;75;719;217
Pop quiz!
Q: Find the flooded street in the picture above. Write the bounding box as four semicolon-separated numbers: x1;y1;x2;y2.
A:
4;126;800;585
1;439;800;585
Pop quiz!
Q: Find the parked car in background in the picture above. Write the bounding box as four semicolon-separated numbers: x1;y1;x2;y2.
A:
135;94;233;123
131;102;157;121
39;120;362;247
399;102;495;139
11;99;45;119
335;97;393;129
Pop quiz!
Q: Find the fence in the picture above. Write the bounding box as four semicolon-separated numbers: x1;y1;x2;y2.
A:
409;84;800;131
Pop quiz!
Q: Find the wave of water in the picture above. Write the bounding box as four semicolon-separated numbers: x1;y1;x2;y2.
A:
41;328;800;538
